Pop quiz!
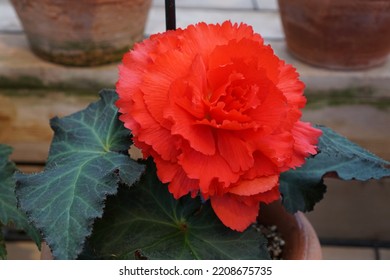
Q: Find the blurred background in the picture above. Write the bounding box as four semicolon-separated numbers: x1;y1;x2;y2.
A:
1;0;389;260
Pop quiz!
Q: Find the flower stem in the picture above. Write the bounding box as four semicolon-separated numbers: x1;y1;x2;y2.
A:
165;0;176;31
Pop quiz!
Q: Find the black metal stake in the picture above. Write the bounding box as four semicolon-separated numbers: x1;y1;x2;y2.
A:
165;0;176;31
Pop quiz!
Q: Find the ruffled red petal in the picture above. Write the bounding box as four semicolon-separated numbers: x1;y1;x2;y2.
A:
288;121;322;169
217;130;254;173
116;21;321;232
210;194;260;231
228;175;278;196
179;145;240;194
168;168;200;199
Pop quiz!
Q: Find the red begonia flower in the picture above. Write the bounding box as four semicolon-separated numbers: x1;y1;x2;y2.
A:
116;21;322;231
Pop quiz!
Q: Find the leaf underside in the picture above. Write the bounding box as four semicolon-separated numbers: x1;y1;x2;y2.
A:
16;90;145;260
81;160;269;260
0;144;41;259
281;125;390;213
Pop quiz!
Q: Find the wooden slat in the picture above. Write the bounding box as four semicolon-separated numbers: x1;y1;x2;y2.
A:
0;90;96;163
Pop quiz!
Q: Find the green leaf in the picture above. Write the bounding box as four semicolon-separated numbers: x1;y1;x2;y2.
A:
0;144;41;259
0;224;6;260
16;90;145;260
281;126;390;213
81;160;269;260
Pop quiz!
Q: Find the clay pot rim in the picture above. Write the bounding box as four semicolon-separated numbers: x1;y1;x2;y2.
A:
259;201;322;260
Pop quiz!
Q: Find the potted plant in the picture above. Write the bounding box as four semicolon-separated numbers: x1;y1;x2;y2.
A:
277;0;390;69
10;0;152;66
1;19;389;260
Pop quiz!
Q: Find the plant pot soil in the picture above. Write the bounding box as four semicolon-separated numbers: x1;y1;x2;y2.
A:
11;0;152;66
41;201;321;260
278;0;390;69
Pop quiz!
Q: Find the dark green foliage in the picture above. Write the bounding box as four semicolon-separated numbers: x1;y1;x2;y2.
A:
0;144;41;259
82;160;269;260
281;126;390;213
16;90;145;259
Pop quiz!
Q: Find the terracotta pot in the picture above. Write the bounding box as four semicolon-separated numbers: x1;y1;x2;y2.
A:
259;201;322;260
11;0;152;66
278;0;390;69
40;242;53;260
41;201;321;260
